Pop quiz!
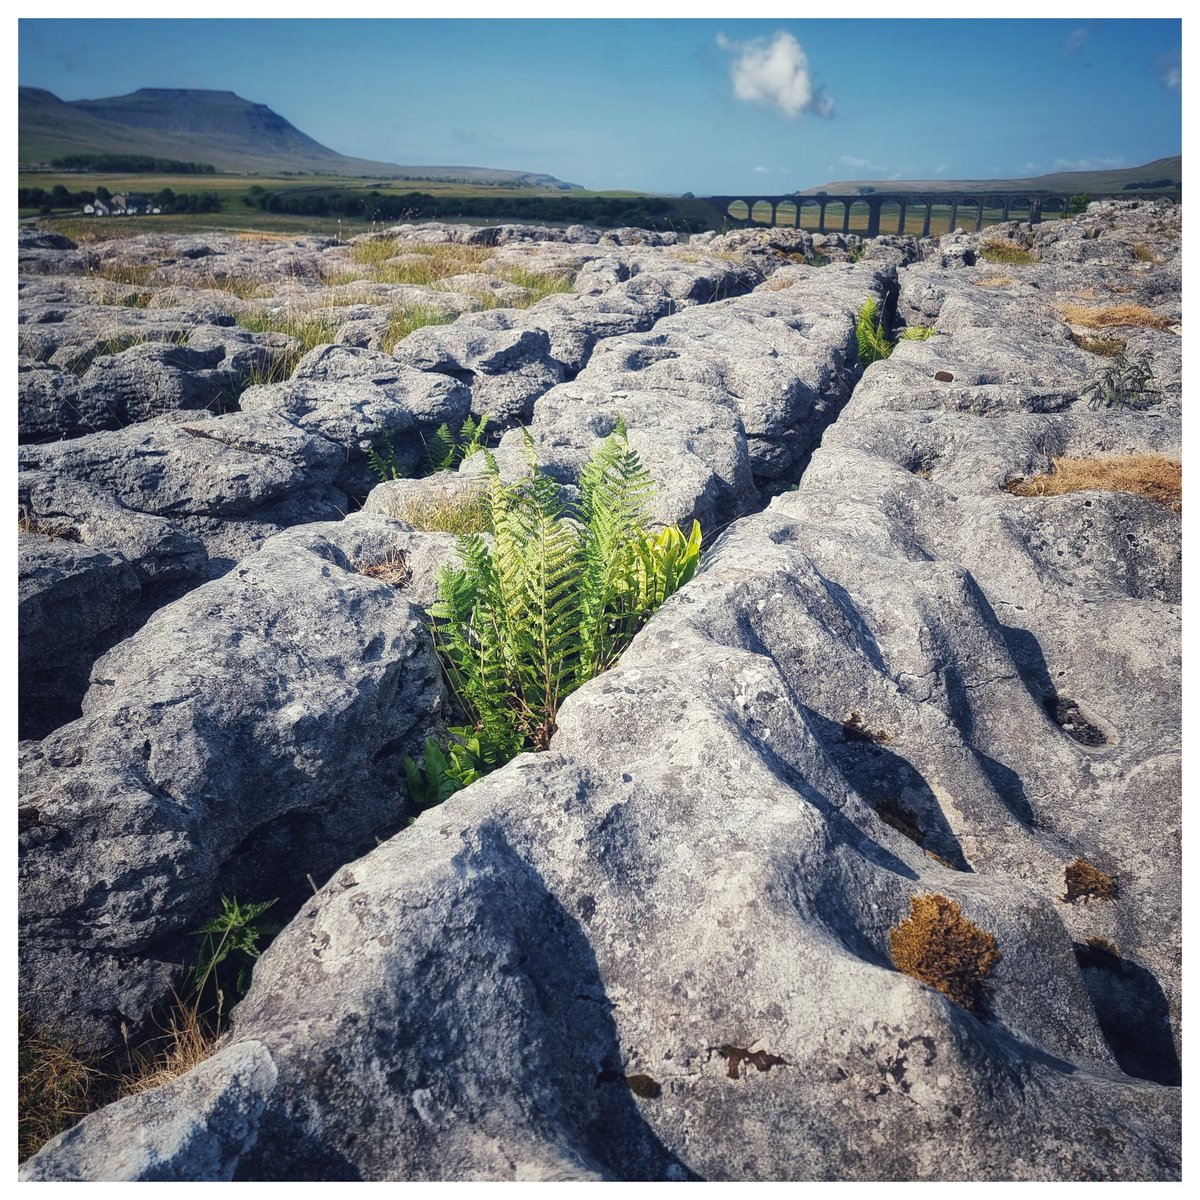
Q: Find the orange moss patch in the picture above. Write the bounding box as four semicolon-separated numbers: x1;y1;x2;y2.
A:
1055;302;1173;331
889;893;1000;1012
1004;454;1181;513
1062;857;1118;904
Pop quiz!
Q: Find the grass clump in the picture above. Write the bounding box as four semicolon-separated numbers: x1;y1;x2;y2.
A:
18;1018;111;1162
1004;454;1181;512
372;244;495;287
498;265;574;307
199;273;270;300
236;310;340;354
1055;302;1173;331
389;486;493;536
974;275;1016;288
979;239;1035;266
405;423;702;807
1131;243;1156;263
1062;857;1118;904
1071;332;1126;357
889;893;1001;1012
348;236;403;266
82;259;157;286
18;894;277;1162
380;304;454;354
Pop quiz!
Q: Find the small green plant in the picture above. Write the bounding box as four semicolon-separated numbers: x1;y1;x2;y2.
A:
1080;350;1159;410
405;423;702;804
368;432;405;482
425;414;489;471
804;251;831;267
848;243;865;263
193;895;280;1003
900;325;936;341
855;297;894;365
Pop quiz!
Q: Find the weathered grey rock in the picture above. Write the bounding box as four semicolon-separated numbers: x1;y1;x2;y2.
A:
392;325;564;425
18;205;1181;1181
18;408;344;528
239;344;472;493
18;534;141;740
19;514;447;1051
19;471;208;584
32;438;1178;1176
21;1041;277;1182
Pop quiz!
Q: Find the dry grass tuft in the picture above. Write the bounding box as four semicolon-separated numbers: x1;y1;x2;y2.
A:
82;259;157;287
1131;243;1157;263
359;550;411;588
18;1018;112;1162
979;238;1035;265
974;274;1016;288
1004;453;1181;512
236;310;339;355
386;485;492;535
1070;332;1126;357
890;893;1000;1012
1056;302;1173;331
120;999;219;1096
199;272;271;300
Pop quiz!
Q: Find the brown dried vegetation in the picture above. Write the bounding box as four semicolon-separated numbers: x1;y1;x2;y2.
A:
1004;454;1181;513
1070;332;1126;357
889;893;1001;1012
1055;302;1173;331
1062;857;1118;904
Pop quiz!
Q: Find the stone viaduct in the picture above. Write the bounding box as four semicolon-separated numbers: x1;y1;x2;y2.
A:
706;190;1179;236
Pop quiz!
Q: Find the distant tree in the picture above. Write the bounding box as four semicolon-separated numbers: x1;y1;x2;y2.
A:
681;191;695;200
95;185;111;203
1068;193;1090;214
859;186;876;195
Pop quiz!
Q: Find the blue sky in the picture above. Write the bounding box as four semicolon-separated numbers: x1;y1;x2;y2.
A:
18;18;1182;194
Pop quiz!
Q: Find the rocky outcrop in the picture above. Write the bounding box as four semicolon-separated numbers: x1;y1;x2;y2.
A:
18;514;447;1052
20;200;1181;1180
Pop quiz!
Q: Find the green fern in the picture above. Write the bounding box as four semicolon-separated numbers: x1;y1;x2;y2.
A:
409;424;702;809
856;297;895;365
900;325;936;341
368;433;404;482
422;413;491;472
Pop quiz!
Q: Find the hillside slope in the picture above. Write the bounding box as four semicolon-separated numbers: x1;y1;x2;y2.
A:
19;86;581;187
801;156;1181;195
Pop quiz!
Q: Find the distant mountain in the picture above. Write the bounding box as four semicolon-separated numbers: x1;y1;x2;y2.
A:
19;86;582;188
800;157;1181;196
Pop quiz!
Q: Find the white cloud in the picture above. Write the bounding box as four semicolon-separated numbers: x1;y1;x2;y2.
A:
716;30;833;119
753;165;771;173
839;154;884;173
1064;27;1088;57
933;164;949;175
1053;156;1126;171
1156;51;1181;90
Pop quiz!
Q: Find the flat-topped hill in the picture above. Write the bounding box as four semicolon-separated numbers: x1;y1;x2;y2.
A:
19;86;581;187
